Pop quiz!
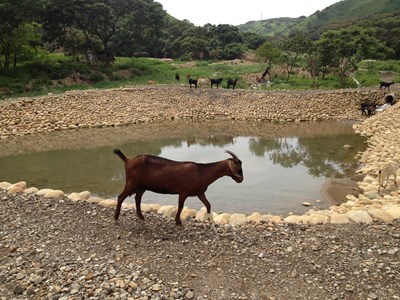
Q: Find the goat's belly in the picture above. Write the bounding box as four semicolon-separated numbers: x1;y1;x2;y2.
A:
146;187;179;195
145;186;203;196
142;185;179;195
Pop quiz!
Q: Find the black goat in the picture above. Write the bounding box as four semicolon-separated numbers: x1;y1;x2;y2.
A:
113;149;243;226
189;78;198;88
210;78;223;88
261;67;270;79
175;73;180;82
227;78;238;89
361;102;376;117
380;81;394;91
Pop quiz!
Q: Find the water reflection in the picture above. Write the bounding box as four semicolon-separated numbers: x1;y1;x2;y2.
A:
0;120;366;215
249;134;360;178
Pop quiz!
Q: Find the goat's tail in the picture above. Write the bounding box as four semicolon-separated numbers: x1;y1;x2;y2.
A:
113;149;128;164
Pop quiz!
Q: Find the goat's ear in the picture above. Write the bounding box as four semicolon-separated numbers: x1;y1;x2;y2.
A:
228;160;241;178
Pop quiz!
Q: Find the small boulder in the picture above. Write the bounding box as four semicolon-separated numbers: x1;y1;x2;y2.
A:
214;213;231;225
346;210;373;224
7;186;24;195
247;212;263;223
44;190;65;199
78;191;91;200
180;207;196;220
24;187;39;194
229;213;247;226
284;215;304;224
9;181;27;190
0;182;12;189
330;213;350;224
98;199;117;208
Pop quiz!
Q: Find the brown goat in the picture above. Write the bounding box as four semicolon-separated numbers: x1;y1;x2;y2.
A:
113;149;243;226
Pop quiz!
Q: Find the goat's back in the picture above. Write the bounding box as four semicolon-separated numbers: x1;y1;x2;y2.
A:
125;155;202;194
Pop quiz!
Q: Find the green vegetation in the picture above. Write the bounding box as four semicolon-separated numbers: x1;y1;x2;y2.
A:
0;0;399;99
1;54;399;99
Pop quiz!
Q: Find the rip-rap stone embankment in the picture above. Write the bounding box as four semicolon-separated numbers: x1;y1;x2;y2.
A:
0;86;385;138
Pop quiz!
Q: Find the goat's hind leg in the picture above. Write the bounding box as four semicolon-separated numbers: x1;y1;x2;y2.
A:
134;190;145;221
115;188;131;221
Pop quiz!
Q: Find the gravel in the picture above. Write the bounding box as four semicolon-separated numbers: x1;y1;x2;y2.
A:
1;190;400;300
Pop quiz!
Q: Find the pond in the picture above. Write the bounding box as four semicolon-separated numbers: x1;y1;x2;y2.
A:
0;119;366;215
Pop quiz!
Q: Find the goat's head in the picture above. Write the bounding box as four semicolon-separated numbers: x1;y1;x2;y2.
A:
225;150;243;183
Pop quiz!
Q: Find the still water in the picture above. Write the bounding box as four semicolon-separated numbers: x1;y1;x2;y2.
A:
0;120;366;215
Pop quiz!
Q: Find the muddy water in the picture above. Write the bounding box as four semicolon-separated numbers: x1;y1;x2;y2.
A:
0;120;366;214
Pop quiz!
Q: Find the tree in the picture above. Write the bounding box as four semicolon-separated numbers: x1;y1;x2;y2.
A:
255;42;281;78
281;33;310;82
316;28;394;87
317;31;357;88
161;18;193;58
304;41;320;88
44;0;166;67
0;0;44;69
241;32;266;50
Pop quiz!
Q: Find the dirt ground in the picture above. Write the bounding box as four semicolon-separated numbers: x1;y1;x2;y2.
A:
1;190;399;300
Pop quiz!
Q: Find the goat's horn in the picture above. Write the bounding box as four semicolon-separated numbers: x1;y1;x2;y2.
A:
225;150;239;162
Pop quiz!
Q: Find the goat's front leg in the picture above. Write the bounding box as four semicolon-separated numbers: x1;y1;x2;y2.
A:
198;193;213;222
175;194;188;226
135;190;145;220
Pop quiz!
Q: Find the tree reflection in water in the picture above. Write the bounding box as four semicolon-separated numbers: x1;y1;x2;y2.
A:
249;134;361;178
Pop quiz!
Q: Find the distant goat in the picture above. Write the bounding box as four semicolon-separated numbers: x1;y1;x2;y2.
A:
113;149;243;226
378;162;399;194
380;81;394;91
360;102;376;117
210;78;223;88
175;73;180;82
189;78;198;88
227;78;238;89
261;67;270;79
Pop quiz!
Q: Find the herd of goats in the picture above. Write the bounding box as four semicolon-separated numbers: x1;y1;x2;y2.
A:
176;67;271;89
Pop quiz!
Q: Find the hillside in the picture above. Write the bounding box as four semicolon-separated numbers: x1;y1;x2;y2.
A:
237;17;304;37
238;0;400;37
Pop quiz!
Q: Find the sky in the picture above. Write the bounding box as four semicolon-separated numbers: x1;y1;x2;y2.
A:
156;0;341;26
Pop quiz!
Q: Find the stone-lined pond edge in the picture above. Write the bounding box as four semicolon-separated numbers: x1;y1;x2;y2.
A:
1;87;399;225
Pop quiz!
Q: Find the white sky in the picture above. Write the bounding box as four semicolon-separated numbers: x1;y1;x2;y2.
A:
156;0;341;26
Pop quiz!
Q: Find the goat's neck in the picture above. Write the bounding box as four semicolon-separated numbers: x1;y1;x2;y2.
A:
201;161;229;185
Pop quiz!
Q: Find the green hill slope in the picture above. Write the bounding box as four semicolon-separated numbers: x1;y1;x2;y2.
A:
238;0;400;37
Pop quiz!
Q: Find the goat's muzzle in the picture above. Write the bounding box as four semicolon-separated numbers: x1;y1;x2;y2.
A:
233;175;244;183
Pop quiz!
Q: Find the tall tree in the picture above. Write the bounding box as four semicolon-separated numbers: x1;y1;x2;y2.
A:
44;0;166;67
0;0;44;69
281;32;309;82
255;42;281;78
316;28;394;87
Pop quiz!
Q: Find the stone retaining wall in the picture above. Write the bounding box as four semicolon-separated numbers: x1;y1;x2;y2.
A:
0;86;387;139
